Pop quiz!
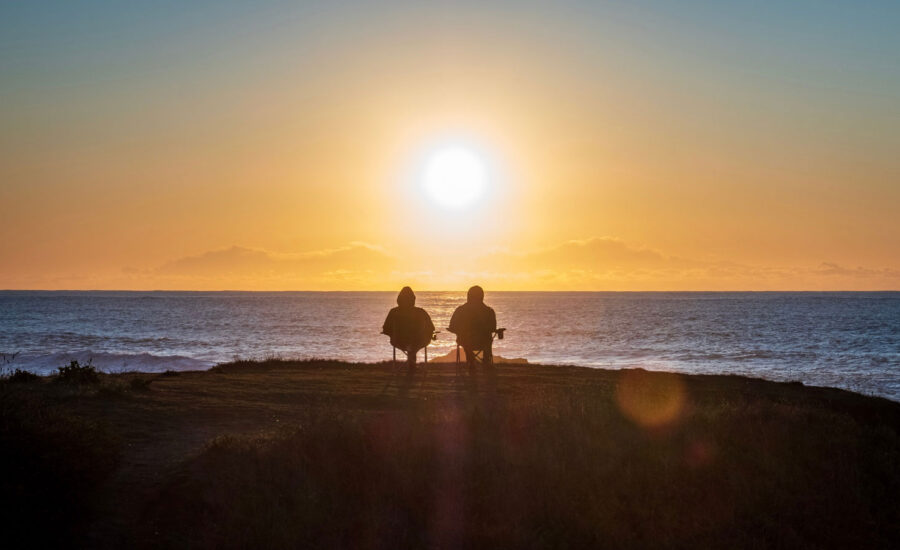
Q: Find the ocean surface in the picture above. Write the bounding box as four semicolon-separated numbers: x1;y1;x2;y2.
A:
1;291;898;401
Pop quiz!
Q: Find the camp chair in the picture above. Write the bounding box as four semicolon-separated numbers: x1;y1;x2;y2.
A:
380;331;437;394
453;328;506;370
387;331;438;367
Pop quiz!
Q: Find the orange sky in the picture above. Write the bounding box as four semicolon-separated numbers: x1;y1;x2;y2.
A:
1;2;898;290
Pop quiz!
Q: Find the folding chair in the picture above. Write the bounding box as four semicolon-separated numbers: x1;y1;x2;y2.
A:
453;328;506;371
381;331;437;394
389;331;438;367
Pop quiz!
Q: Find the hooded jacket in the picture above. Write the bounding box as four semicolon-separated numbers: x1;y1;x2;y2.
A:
382;287;435;349
448;286;497;350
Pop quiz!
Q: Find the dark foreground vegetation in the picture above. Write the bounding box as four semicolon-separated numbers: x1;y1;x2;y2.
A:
2;359;899;549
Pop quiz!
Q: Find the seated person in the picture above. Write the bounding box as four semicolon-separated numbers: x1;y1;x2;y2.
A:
382;286;435;367
448;285;497;367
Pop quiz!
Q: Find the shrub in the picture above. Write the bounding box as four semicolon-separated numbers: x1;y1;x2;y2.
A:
4;369;40;383
56;360;100;384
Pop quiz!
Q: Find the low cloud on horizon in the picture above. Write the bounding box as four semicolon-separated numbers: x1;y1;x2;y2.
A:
96;237;900;291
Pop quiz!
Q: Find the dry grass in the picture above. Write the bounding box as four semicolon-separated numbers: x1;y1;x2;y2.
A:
2;360;898;549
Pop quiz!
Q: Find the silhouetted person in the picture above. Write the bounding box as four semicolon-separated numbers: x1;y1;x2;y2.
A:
382;287;435;368
449;285;497;368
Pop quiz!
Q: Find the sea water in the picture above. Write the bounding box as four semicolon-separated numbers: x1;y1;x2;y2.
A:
1;291;898;401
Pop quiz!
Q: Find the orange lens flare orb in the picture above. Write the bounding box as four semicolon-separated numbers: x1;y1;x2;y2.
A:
615;369;686;428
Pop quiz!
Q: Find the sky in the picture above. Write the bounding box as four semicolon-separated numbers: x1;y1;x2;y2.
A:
1;0;898;290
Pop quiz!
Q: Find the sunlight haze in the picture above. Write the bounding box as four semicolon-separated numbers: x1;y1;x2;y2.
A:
1;1;898;290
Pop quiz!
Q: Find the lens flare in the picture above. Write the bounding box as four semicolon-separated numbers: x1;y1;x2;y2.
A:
615;369;686;428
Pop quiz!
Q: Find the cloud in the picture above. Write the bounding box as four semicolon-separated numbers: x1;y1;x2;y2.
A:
812;262;900;278
469;239;900;290
158;243;396;277
159;246;276;276
103;238;900;291
117;242;399;290
471;237;711;288
480;237;677;271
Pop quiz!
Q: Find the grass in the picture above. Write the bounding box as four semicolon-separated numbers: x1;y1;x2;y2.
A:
1;360;898;549
0;384;121;548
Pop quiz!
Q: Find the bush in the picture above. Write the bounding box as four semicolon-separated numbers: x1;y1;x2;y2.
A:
56;360;100;384
4;369;40;384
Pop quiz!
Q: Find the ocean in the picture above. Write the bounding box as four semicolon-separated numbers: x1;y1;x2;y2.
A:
1;291;898;401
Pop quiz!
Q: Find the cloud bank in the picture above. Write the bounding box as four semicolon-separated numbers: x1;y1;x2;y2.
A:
125;243;398;290
102;236;900;291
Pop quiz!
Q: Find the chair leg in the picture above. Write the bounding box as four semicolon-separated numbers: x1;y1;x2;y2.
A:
382;346;406;395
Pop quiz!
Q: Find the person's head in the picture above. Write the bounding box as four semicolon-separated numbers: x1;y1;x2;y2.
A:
466;285;484;304
397;286;416;308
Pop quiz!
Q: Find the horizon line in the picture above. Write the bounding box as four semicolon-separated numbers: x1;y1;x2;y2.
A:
2;289;899;293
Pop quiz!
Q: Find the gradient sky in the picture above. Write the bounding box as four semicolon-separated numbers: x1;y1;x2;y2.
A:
2;0;898;290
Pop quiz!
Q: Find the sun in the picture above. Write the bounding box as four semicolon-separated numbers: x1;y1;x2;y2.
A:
421;146;488;209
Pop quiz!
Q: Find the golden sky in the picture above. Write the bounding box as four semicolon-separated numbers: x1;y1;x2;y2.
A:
1;1;898;290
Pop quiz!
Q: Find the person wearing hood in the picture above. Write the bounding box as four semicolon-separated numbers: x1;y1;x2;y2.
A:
448;285;497;368
382;286;436;367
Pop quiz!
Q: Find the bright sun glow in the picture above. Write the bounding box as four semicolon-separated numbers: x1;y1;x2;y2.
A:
421;146;488;209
